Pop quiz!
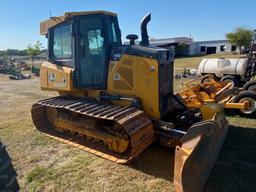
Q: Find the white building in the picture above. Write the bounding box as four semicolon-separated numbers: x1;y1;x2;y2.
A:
188;40;238;55
147;37;238;56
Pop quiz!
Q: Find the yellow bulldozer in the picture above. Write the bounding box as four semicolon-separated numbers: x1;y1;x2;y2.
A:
31;11;229;192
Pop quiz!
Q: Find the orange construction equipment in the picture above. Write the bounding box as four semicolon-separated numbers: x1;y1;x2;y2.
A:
179;75;255;116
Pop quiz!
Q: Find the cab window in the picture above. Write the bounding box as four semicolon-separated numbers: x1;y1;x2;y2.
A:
88;29;104;55
53;24;72;59
108;20;117;43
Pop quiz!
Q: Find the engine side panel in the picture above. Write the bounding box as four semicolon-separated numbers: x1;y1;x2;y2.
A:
40;52;172;119
107;54;160;119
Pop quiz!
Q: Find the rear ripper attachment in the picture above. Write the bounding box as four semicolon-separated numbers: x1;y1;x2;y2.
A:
31;96;154;163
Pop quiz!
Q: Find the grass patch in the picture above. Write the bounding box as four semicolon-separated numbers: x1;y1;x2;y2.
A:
26;166;55;192
26;166;49;183
30;134;50;147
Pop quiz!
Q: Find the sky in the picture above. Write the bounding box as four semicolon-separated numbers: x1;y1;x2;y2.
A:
0;0;256;50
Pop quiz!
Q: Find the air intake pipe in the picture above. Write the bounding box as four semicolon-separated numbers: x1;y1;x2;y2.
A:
139;13;151;46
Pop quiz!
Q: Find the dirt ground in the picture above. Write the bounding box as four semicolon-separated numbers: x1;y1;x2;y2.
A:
0;55;256;192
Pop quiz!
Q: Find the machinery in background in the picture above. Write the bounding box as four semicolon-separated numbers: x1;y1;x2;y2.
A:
198;31;256;89
179;75;256;116
0;61;17;75
32;11;229;192
0;59;31;80
0;141;19;192
175;67;198;79
31;66;40;76
8;73;31;80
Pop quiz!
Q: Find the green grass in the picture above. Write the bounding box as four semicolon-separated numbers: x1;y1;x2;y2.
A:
206;125;256;192
0;53;255;192
26;166;51;183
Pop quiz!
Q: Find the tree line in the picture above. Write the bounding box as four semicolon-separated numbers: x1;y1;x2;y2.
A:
0;49;28;57
0;41;45;58
226;27;255;53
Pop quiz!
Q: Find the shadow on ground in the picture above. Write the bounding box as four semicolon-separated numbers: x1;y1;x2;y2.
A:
128;125;256;192
206;125;256;192
129;143;175;181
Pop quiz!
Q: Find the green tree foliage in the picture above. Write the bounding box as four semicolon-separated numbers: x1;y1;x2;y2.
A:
26;41;43;62
226;27;253;53
26;41;43;68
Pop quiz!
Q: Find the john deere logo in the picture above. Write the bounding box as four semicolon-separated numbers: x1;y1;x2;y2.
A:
113;73;121;80
49;73;55;81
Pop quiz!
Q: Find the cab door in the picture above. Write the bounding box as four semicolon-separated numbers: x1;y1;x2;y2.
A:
74;16;107;89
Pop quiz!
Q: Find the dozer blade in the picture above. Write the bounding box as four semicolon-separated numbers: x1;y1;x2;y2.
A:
174;105;229;192
31;96;154;164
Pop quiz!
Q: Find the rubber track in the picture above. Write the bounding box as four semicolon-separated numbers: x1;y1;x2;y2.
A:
31;96;154;163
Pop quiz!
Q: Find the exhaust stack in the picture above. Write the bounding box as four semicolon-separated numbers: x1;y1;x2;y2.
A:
140;13;151;46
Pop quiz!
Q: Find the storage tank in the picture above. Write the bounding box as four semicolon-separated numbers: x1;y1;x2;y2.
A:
198;58;248;78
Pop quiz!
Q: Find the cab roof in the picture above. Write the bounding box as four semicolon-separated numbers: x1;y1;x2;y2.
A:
40;10;117;35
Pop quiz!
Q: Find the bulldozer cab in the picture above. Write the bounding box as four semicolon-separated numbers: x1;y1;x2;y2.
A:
46;13;122;89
